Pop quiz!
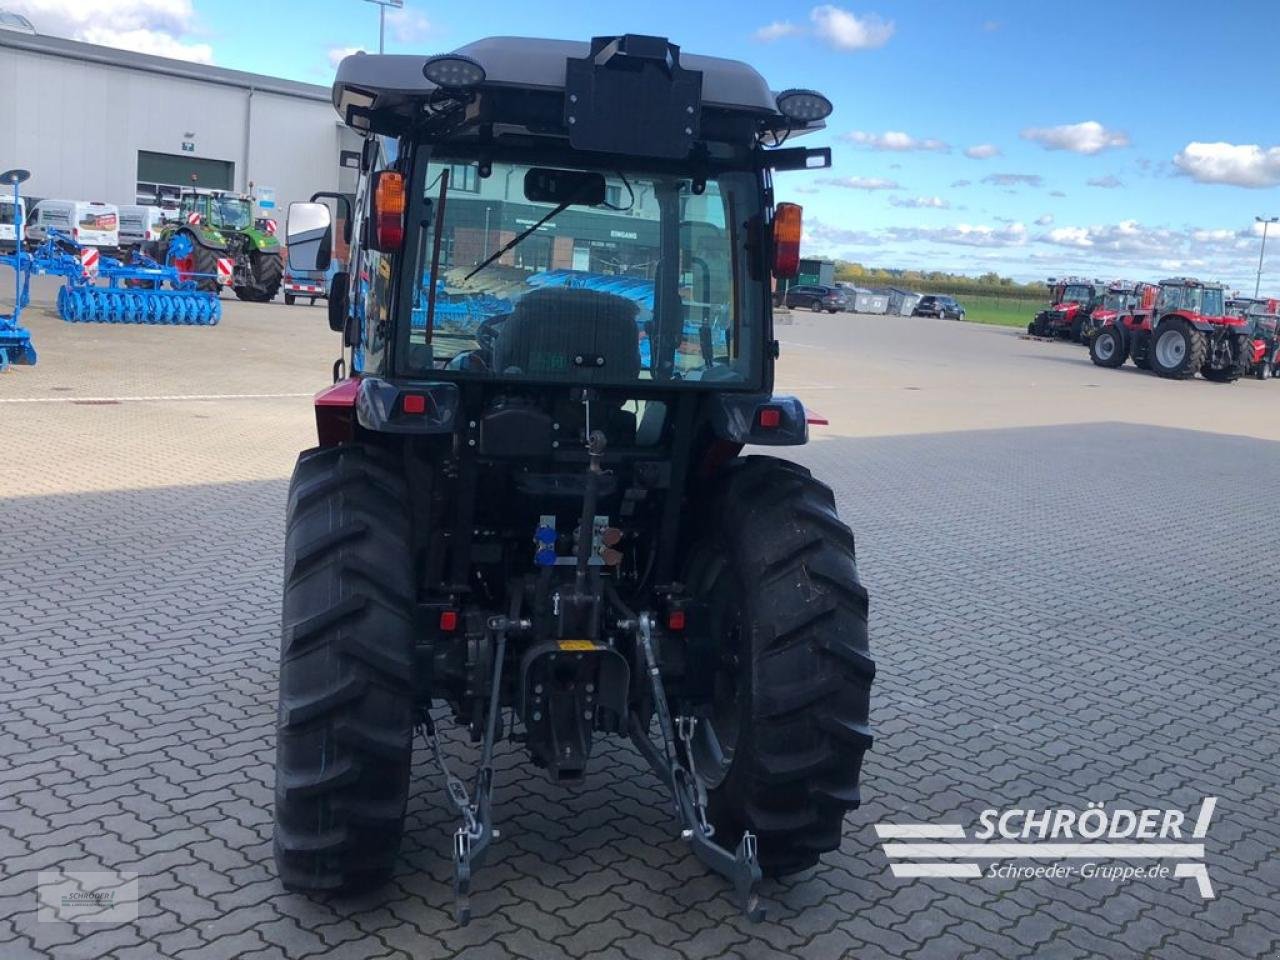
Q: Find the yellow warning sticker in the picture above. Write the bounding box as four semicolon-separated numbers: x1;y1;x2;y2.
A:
558;639;597;651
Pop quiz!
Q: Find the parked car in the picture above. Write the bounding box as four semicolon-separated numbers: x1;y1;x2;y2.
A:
913;294;965;321
784;283;849;313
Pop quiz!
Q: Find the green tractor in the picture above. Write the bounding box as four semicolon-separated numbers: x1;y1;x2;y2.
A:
155;190;282;301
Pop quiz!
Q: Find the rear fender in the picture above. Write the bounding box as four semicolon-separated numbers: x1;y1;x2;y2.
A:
179;225;228;252
241;228;281;253
708;393;812;446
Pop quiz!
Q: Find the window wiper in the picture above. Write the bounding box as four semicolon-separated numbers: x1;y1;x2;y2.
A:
465;180;593;280
463;195;574;282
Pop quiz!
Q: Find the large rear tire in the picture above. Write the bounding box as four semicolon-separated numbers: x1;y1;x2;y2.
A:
237;251;283;302
1089;326;1127;368
1149;320;1206;380
686;456;874;877
273;444;416;893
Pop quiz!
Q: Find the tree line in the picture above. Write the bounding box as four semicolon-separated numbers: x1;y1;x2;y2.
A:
834;262;1047;300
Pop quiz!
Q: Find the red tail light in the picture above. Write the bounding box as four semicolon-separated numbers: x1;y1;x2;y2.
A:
402;394;426;415
758;406;782;429
773;202;802;279
371;171;406;251
439;610;458;632
667;610;685;631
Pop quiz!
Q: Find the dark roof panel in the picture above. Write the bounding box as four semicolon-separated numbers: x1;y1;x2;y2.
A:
333;35;783;122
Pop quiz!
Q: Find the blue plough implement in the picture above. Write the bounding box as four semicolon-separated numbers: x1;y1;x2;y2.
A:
0;167;223;370
55;232;222;326
0;169;36;370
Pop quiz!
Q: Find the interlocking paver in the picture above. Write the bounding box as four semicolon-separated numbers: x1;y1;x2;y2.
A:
1;297;1277;960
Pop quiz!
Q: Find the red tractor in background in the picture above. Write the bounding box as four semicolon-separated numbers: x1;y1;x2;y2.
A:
1089;277;1252;381
1234;298;1280;379
1078;281;1156;345
1028;277;1104;342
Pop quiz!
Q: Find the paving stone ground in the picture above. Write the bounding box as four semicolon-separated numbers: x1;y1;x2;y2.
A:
1;289;1278;959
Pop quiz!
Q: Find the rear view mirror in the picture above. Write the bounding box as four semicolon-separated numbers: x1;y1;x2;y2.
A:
286;201;332;273
524;168;606;206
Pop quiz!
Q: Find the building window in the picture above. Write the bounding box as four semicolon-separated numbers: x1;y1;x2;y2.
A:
447;164;480;194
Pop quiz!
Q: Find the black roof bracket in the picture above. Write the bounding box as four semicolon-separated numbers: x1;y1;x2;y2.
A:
564;35;703;159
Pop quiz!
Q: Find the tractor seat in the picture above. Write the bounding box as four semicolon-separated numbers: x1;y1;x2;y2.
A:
493;287;641;382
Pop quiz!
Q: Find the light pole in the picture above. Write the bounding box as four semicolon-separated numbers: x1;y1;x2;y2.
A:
1257;215;1279;298
361;0;403;54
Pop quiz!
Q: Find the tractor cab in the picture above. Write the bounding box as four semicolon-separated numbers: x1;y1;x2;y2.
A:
277;35;871;925
179;190;254;232
1154;277;1230;323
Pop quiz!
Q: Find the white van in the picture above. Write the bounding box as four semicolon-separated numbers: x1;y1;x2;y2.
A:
118;204;173;250
25;199;119;250
0;195;24;250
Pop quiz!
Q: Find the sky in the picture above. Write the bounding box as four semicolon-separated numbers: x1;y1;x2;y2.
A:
11;0;1280;290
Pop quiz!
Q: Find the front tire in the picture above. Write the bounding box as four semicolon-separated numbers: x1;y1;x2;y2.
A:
686;457;874;877
273;444;416;893
1149;320;1206;380
1090;327;1127;368
1201;336;1251;383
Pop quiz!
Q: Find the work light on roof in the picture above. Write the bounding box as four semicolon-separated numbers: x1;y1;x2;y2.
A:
775;89;833;123
422;55;486;90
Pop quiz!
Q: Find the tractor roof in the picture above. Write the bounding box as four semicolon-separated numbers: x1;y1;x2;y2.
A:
1159;277;1225;290
332;35;819;144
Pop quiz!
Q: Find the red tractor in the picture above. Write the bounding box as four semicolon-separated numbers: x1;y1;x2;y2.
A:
1238;298;1279;379
1078;281;1155;344
1028;277;1104;342
1089;277;1252;381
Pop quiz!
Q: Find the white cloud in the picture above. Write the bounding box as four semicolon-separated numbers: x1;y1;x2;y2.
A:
1049;190;1067;198
964;144;1001;159
810;5;895;50
328;46;365;68
889;195;950;209
1035;214;1054;226
1046;226;1093;248
386;4;432;43
803;220;885;248
982;20;1002;31
1087;175;1124;189
844;130;950;152
982;173;1044;188
951;179;972;188
754;20;802;41
1172;142;1280;188
891;222;1028;248
1021;121;1130;154
815;176;901;190
9;0;213;63
1036;220;1261;273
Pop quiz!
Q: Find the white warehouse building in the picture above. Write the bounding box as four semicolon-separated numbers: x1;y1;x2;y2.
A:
0;20;360;218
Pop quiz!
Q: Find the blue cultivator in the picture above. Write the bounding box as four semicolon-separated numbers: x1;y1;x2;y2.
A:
57;234;222;326
0;169;37;369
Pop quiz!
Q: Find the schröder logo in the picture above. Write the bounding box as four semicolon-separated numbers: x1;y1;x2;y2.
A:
874;797;1217;899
